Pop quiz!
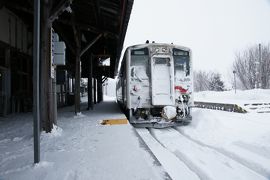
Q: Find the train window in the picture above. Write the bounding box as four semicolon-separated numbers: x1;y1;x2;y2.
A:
174;56;190;75
131;48;150;79
131;48;148;56
154;57;170;65
173;48;190;75
176;64;185;71
131;55;148;66
174;56;188;66
173;49;189;56
132;50;145;55
131;48;149;66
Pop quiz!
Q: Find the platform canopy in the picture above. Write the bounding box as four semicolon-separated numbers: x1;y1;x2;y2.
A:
1;0;134;78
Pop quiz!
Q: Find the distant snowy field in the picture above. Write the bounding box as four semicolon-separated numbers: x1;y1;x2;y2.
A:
195;89;270;113
195;89;270;104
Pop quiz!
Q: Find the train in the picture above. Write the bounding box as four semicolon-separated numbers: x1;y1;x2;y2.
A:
116;42;193;128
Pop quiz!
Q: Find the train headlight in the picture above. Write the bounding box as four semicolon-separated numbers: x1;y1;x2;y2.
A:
162;48;166;52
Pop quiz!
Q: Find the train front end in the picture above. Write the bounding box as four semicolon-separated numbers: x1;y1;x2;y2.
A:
127;43;193;128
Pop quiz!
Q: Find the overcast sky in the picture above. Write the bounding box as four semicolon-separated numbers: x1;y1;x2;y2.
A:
123;0;270;82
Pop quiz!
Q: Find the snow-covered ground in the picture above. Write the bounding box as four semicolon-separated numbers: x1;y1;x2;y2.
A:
195;89;270;105
1;90;270;180
179;108;270;178
0;96;166;180
135;89;270;180
195;89;270;112
137;108;270;180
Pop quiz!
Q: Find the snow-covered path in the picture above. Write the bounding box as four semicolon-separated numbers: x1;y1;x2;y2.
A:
178;108;270;179
0;97;166;180
1;95;270;180
136;108;270;180
136;128;200;180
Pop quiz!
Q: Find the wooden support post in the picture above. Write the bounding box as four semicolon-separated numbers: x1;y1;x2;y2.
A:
52;65;57;124
66;74;70;96
94;78;97;104
40;0;54;132
49;28;57;126
40;2;49;132
72;77;75;93
4;47;11;116
100;77;103;102
74;32;81;115
87;54;93;110
97;74;103;103
75;50;81;114
72;11;81;115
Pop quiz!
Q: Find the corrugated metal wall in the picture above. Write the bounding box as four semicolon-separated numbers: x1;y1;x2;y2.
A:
0;8;32;55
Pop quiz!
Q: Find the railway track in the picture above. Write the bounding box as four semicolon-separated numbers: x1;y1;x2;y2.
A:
136;127;268;180
176;127;270;178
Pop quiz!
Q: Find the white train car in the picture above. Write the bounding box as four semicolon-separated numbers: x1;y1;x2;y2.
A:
116;42;193;128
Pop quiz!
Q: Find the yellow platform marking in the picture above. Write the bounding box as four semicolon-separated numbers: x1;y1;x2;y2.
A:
101;119;128;125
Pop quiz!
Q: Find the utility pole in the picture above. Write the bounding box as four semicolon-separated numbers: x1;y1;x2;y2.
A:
233;70;236;94
258;43;262;89
33;0;41;164
255;43;261;89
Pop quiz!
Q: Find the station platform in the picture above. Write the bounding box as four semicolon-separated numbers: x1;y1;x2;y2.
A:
0;96;167;180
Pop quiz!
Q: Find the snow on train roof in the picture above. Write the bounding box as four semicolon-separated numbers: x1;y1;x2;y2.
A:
126;43;191;52
116;43;192;76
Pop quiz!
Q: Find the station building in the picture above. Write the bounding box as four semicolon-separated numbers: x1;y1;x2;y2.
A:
0;0;134;132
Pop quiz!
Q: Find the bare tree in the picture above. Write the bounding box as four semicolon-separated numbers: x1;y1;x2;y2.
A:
233;44;270;89
193;70;211;92
260;45;270;88
194;70;225;92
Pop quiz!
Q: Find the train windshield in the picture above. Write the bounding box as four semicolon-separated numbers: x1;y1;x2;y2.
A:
130;48;149;79
173;48;190;76
131;48;149;66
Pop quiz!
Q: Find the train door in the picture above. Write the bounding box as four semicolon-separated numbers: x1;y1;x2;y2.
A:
151;56;174;105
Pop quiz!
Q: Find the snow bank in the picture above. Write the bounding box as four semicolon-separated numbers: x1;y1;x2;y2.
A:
41;125;63;138
178;108;270;178
73;112;86;119
34;161;54;169
195;89;270;104
195;89;270;112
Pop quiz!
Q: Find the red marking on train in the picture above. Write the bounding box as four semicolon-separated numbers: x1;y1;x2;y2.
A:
175;86;187;93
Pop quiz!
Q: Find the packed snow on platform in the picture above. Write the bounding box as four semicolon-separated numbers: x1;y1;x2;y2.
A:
0;96;165;180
